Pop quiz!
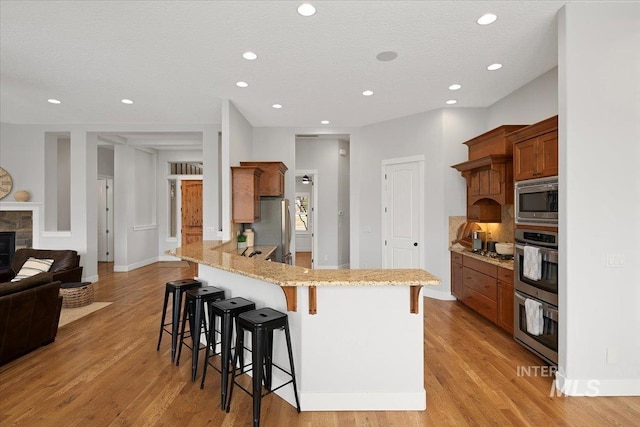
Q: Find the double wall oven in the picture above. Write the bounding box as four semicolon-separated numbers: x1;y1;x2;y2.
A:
514;228;559;365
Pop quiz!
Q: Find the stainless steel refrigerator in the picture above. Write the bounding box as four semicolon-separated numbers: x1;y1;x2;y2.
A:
250;198;292;264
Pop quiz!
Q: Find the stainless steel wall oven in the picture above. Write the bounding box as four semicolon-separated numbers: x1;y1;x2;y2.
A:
514;228;559;365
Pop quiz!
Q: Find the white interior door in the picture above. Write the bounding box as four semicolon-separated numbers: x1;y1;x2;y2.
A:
97;178;114;262
382;159;423;268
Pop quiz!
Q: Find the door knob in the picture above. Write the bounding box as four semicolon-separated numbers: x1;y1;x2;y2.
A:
414;242;418;247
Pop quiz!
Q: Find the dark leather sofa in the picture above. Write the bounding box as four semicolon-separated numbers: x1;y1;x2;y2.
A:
0;248;83;284
0;272;62;365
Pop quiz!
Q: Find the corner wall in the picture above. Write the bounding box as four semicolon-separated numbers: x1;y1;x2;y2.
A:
557;2;640;396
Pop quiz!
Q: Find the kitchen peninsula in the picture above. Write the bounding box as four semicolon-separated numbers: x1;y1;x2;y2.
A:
167;240;440;411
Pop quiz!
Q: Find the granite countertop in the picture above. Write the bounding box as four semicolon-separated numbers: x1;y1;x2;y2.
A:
167;240;441;287
450;246;514;270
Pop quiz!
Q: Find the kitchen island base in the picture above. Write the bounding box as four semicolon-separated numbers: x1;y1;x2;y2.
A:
196;264;427;411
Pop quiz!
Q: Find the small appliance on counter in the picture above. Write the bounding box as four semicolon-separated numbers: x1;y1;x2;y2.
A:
486;241;497;253
471;231;486;252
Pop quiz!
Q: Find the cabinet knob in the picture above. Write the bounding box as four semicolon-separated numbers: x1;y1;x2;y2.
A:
414;242;418;247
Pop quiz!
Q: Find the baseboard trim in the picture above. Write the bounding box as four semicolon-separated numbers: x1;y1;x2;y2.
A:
555;371;640;396
113;257;159;272
300;390;426;411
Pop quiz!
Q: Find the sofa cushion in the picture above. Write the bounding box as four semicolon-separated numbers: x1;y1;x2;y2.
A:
11;257;54;282
11;249;79;273
0;272;54;297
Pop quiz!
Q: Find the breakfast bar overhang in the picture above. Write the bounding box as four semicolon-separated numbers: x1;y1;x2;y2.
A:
168;241;441;411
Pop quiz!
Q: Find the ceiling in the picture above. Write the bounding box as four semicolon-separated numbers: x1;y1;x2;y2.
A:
1;1;565;129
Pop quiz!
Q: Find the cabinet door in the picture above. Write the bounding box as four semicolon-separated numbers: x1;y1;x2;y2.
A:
451;259;463;299
538;130;558;178
514;138;538;181
497;280;514;334
468;171;480;197
232;167;262;223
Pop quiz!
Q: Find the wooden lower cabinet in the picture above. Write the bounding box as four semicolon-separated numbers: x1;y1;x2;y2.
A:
451;252;463;299
451;252;514;334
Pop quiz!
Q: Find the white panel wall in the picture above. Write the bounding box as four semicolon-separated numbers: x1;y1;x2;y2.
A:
557;2;640;396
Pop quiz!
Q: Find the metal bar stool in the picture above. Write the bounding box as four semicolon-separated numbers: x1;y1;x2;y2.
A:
226;308;300;427
156;279;202;362
201;297;256;409
176;286;225;381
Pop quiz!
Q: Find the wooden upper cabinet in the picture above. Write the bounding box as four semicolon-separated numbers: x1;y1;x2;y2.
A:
452;125;526;223
231;166;263;223
508;116;558;181
240;161;288;196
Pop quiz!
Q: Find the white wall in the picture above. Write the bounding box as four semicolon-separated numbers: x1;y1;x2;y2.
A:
487;68;559;129
438;109;488;297
221;100;254;240
296;138;340;268
557;2;640;396
134;149;156;226
337;139;350;268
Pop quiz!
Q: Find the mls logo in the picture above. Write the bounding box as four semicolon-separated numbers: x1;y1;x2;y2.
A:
550;379;600;397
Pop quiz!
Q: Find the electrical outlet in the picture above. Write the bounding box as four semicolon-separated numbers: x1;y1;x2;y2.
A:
606;254;625;268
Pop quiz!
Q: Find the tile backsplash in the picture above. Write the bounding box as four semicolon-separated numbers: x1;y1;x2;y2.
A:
449;205;515;246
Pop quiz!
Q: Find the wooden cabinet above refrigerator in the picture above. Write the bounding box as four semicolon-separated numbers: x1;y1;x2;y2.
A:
240;161;288;196
231;166;263;223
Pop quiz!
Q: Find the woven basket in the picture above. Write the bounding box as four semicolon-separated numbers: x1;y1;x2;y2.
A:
60;283;95;308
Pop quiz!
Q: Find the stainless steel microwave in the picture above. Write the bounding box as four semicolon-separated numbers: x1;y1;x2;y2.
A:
515;176;558;226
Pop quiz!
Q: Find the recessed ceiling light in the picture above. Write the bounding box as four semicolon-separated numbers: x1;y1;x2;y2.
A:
236;81;249;88
449;84;462;91
321;120;330;124
243;51;258;60
47;98;61;104
487;63;503;71
297;3;316;17
362;90;374;96
121;99;134;104
446;99;458;105
477;13;498;25
272;104;282;109
376;51;398;62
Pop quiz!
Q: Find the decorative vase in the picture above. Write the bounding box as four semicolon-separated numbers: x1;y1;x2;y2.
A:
13;190;30;202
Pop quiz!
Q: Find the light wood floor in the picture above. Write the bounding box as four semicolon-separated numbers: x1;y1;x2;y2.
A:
1;262;638;426
295;252;312;269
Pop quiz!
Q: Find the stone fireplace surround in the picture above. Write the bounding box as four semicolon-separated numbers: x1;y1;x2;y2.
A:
0;202;39;249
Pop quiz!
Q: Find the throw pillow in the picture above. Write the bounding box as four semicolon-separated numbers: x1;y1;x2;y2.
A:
11;257;54;282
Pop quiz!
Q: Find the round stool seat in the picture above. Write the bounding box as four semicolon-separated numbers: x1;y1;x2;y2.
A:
60;282;94;308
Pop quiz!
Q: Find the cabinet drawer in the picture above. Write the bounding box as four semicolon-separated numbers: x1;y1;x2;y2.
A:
497;266;513;283
463;287;498;323
463;256;497;277
463;267;497;301
451;252;463;264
